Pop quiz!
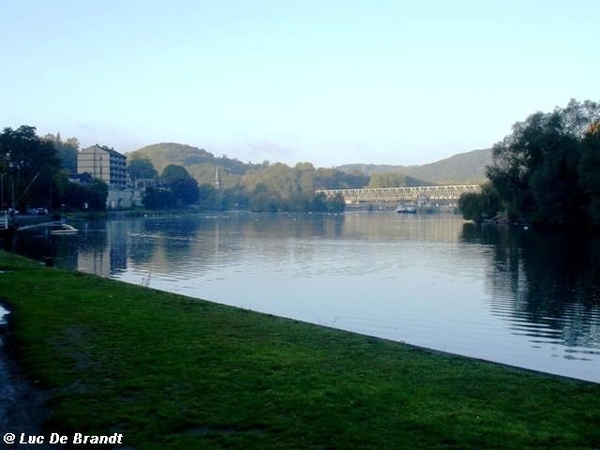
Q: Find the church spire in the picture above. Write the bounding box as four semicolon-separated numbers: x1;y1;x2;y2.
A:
214;167;220;189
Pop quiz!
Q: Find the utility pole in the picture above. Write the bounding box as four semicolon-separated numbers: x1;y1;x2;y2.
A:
0;173;4;210
0;173;4;229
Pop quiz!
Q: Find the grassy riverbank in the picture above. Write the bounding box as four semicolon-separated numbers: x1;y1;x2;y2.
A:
1;251;599;449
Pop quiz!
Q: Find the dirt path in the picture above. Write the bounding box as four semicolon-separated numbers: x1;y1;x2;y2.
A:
0;305;56;449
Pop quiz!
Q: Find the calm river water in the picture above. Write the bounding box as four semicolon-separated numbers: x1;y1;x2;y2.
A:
13;212;600;382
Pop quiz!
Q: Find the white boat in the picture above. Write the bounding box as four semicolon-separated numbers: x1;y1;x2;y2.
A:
396;204;417;214
50;223;79;235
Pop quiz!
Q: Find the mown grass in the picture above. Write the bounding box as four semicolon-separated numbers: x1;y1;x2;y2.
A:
1;250;599;449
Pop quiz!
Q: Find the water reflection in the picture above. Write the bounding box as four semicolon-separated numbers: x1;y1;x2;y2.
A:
15;212;600;381
462;224;600;357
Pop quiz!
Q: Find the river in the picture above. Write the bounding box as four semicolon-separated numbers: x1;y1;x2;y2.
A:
9;211;600;382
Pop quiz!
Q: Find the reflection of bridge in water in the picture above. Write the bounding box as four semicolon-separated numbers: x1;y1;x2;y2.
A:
316;185;481;204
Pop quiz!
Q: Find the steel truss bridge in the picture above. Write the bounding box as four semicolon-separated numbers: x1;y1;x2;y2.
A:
315;185;481;203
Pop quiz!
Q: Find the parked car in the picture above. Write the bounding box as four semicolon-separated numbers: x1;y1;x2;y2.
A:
25;207;49;215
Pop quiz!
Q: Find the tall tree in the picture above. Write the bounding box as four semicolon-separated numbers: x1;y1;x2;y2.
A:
579;120;600;225
486;99;600;225
458;183;501;222
127;157;158;181
0;125;61;209
44;133;79;173
160;164;199;207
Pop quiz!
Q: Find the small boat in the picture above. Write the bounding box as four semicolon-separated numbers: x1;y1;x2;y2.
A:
396;204;417;214
50;223;79;235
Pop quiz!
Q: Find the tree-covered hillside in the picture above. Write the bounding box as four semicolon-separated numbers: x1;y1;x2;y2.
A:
128;142;369;191
337;148;492;184
127;143;369;212
129;143;258;188
127;142;485;212
129;142;457;191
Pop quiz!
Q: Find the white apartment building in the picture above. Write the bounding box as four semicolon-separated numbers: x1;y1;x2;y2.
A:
78;144;127;188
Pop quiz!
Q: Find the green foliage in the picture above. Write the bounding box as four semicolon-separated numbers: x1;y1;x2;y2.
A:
129;144;367;212
130;143;256;177
368;172;406;188
308;192;345;213
458;183;501;222
64;181;100;210
2;125;497;214
63;178;108;210
458;193;481;221
329;192;346;213
579;121;600;225
170;177;200;206
242;164;349;212
158;165;200;207
0;125;61;210
142;187;174;210
1;252;599;449
44;133;79;174
314;167;369;189
127;156;157;181
196;184;220;210
87;179;109;210
486;99;600;226
367;172;430;188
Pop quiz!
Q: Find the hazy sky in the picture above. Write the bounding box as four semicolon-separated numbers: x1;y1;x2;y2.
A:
1;1;597;167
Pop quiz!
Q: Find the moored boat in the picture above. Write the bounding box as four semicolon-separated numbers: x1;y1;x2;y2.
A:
50;223;79;235
396;204;417;213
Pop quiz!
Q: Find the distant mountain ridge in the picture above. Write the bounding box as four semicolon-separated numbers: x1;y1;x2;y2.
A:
336;149;492;184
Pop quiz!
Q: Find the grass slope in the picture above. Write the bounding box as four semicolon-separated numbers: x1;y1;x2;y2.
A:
1;251;599;449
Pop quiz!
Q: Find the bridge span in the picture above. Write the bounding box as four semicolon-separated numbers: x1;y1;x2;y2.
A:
315;185;481;204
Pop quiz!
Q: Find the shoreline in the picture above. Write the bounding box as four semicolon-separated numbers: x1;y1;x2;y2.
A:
1;250;599;448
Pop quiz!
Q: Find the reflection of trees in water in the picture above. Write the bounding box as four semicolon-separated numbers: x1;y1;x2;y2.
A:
343;213;465;242
125;217;203;265
98;213;467;277
6;230;55;262
462;223;600;349
243;213;345;239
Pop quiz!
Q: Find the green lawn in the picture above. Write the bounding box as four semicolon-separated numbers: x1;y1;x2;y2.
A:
1;250;599;449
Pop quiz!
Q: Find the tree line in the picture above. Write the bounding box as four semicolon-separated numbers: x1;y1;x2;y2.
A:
459;99;600;227
129;157;350;213
0;126;356;213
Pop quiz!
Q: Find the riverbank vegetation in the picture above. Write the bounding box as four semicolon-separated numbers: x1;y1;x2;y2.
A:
1;251;599;449
0;127;355;214
460;99;600;227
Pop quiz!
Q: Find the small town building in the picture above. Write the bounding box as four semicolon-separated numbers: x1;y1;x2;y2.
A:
77;145;144;209
77;144;127;189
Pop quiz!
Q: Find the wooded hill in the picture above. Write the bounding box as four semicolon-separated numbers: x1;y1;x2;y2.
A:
337;148;492;184
129;144;490;188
